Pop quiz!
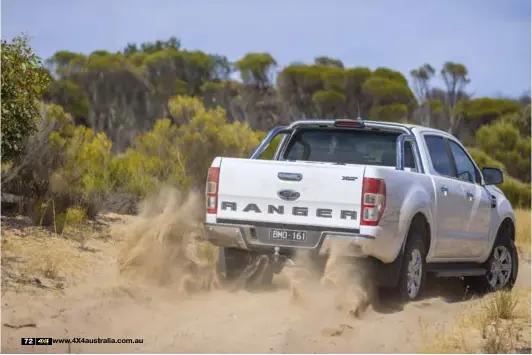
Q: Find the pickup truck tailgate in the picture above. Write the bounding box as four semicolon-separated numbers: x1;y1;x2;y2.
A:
215;158;365;229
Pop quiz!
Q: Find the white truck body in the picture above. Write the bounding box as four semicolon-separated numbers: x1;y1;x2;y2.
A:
203;119;516;284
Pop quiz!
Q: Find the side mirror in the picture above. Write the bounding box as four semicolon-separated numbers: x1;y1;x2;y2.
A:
482;167;504;185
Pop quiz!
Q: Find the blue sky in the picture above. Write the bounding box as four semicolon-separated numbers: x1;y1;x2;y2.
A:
2;0;531;98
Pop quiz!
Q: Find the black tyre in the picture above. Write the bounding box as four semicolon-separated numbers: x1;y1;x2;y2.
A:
464;225;518;294
217;247;274;286
218;247;252;281
395;223;427;302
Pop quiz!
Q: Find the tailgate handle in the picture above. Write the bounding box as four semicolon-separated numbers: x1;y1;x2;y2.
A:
278;172;302;181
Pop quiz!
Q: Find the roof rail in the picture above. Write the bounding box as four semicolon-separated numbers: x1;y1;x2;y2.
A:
288;118;410;133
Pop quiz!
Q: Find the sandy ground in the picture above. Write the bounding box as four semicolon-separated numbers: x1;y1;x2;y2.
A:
1;193;531;354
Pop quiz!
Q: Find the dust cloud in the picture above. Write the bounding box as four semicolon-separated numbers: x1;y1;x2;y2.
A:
116;185;375;315
117;186;220;294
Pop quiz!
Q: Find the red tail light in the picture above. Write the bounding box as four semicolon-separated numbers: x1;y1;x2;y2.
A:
361;177;386;226
334;119;365;128
206;167;220;214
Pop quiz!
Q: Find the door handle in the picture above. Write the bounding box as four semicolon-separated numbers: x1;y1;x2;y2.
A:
466;191;474;201
440;186;449;196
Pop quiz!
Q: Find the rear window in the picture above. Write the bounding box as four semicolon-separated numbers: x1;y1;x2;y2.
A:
282;128;414;167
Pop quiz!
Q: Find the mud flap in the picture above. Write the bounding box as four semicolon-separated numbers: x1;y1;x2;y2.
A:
217;247;227;279
369;250;404;288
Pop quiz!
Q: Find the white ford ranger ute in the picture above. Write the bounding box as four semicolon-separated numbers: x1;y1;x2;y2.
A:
203;119;519;301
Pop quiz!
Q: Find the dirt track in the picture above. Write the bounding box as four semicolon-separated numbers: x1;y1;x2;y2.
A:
1;197;531;353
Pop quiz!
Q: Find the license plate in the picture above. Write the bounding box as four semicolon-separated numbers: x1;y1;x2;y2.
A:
269;228;307;242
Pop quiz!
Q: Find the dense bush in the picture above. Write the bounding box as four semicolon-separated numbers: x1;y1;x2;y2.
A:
5;97;261;225
476;120;531;183
112;96;260;196
499;177;531;209
467;147;505;171
468;147;530;208
253;131;282;160
3;104;113;228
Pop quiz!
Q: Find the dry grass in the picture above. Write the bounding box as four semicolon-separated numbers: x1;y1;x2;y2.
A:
1;214;114;293
482;289;519;322
420;288;531;354
2;230;91;287
515;209;531;256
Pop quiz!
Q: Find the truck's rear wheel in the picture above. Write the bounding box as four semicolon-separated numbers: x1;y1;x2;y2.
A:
395;226;427;302
464;227;518;294
217;247;274;286
218;247;250;281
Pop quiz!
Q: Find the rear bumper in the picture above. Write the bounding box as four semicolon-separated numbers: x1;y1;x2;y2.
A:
203;222;377;260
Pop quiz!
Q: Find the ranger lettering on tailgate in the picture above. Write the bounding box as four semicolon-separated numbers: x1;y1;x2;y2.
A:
220;201;357;220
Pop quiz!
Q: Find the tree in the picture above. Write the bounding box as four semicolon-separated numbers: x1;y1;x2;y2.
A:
314;56;344;68
517;91;531;107
43;79;91;126
410;64;436;126
362;76;415;108
234;53;277;88
461;97;521;135
209;54;233;81
46;50;86;76
440;62;470;135
373;67;409;85
312;90;345;118
1;35;52;161
344;67;372;118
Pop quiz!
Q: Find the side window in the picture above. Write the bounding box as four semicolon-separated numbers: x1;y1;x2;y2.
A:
404;141;416;169
448;140;479;184
257;134;285;160
285;140;305;160
424;135;453;177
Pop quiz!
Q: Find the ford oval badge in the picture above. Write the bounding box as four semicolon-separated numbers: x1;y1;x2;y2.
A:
278;189;300;201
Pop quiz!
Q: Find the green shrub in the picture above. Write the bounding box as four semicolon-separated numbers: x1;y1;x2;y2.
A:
111;119;187;196
1;35;52;161
253;130;282;160
176;100;260;187
468;147;531;208
110;150;162;196
55;206;87;234
499;177;531;209
5;103;114;224
49;125;115;197
112;96;260;195
32;198;52;226
476;121;531;183
467;147;505;170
